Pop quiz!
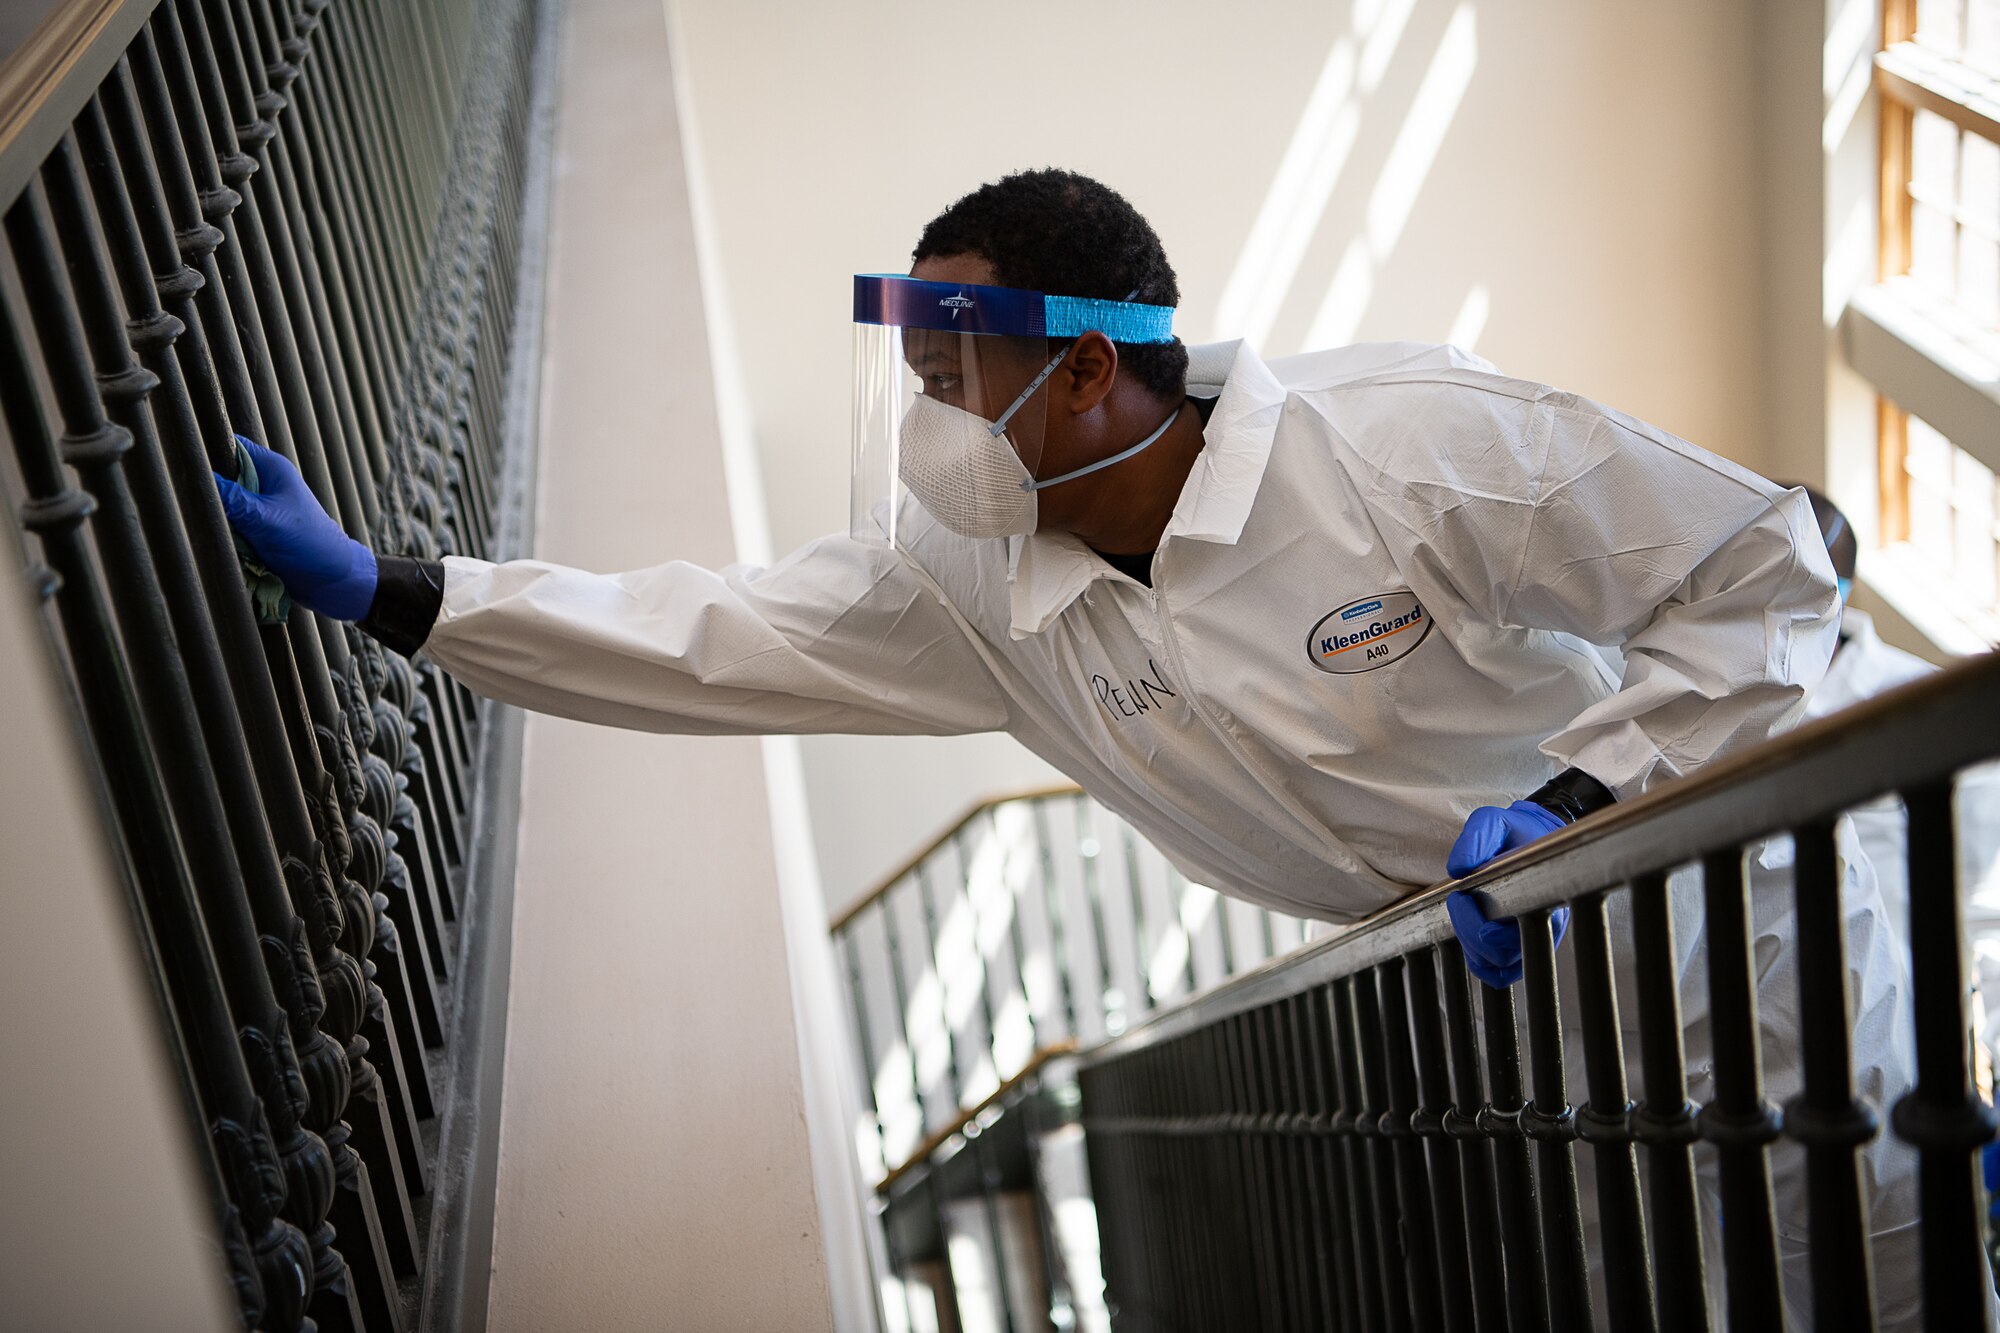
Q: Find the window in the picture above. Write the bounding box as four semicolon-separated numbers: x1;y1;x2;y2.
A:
1869;0;2000;642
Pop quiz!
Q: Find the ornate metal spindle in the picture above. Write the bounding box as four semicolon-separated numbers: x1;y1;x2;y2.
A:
209;0;444;1139
1299;985;1360;1330
1281;992;1337;1327
353;0;433;257
110;43;401;1330
1786;818;1880;1331
1334;972;1395;1331
1254;1004;1307;1328
209;0;448;1146
1519;906;1592;1332
156;7;422;1292
315;1;419;348
1204;1023;1252;1320
1696;848;1785;1331
912;862;974;1118
1350;970;1416;1333
1176;1035;1216;1328
1569;889;1656;1332
163;3;429;1280
1221;1014;1277;1329
1893;780;1999;1328
0;255;311;1333
1473;964;1551;1333
259;0;400;492
1629;871;1711;1332
301;0;417;409
225;0;381;539
1406;948;1478;1333
1373;960;1446;1333
875;893;929;1145
41;117;362;1333
1436;942;1513;1333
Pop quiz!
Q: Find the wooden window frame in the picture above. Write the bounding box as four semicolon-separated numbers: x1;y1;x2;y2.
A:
1873;0;2000;610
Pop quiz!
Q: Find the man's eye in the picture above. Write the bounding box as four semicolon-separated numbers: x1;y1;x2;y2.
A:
928;374;961;394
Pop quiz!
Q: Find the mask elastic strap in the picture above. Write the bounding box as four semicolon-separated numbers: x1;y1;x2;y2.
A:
988;344;1074;438
1022;404;1182;494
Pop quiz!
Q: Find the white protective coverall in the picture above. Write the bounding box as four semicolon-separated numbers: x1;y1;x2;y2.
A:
1806;608;2000;1091
422;339;1925;1324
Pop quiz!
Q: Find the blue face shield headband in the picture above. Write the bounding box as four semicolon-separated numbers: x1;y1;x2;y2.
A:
853;274;1178;342
851;275;1181;542
854;273;1182;496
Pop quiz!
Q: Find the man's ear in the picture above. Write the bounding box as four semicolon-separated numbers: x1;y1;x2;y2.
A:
1060;332;1119;414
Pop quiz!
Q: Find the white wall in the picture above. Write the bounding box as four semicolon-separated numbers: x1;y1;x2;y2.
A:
670;0;1773;909
482;0;837;1326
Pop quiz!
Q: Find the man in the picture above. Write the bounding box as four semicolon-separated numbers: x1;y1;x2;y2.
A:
219;169;1912;1321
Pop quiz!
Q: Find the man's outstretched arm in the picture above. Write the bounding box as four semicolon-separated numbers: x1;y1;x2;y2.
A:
217;437;1009;738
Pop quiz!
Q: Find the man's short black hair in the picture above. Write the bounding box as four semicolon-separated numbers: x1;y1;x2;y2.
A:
913;168;1190;402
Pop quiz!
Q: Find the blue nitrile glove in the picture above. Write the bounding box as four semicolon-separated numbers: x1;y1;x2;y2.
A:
1983;1138;2000;1223
214;436;378;620
1445;800;1570;988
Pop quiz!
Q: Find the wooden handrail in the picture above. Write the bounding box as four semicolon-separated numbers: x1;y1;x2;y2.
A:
0;0;158;210
874;1039;1080;1196
1080;647;2000;1068
827;783;1083;934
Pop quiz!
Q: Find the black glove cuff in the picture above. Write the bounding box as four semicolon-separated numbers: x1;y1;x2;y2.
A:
1526;767;1616;825
358;554;445;659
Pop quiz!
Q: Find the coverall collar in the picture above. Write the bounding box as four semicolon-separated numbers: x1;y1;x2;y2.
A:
1006;339;1287;637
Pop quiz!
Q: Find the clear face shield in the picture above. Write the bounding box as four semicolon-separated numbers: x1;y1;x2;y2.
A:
851;275;1178;546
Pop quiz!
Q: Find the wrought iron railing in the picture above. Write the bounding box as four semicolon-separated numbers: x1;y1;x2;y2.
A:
832;786;1319;1332
1078;651;2000;1333
0;0;544;1328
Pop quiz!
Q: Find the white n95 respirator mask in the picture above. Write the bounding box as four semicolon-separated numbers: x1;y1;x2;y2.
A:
851;274;1179;549
897;392;1039;539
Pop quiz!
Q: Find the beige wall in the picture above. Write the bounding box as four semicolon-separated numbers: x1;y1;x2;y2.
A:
482;0;837;1326
669;0;1772;908
0;542;235;1328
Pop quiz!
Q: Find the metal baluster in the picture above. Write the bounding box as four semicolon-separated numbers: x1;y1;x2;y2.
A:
0;263;313;1333
1406;947;1478;1333
1256;1003;1308;1329
1438;943;1515;1333
1209;1023;1255;1323
837;930;919;1333
1519;906;1592;1332
1786;817;1879;1331
1349;970;1415;1333
1570;888;1655;1331
879;894;935;1142
1893;780;1999;1328
1629;871;1711;1331
163;2;427;1279
1374;959;1446;1333
988;809;1042;1068
1077;798;1118;1035
1030;797;1079;1040
1696;848;1785;1331
34;122;364;1333
1301;985;1361;1330
118;34;401;1327
1334;973;1395;1330
1225;1013;1280;1330
913;861;976;1117
1087;1055;1131;1326
203;0;464;1009
1119;826;1157;1015
1282;992;1338;1328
